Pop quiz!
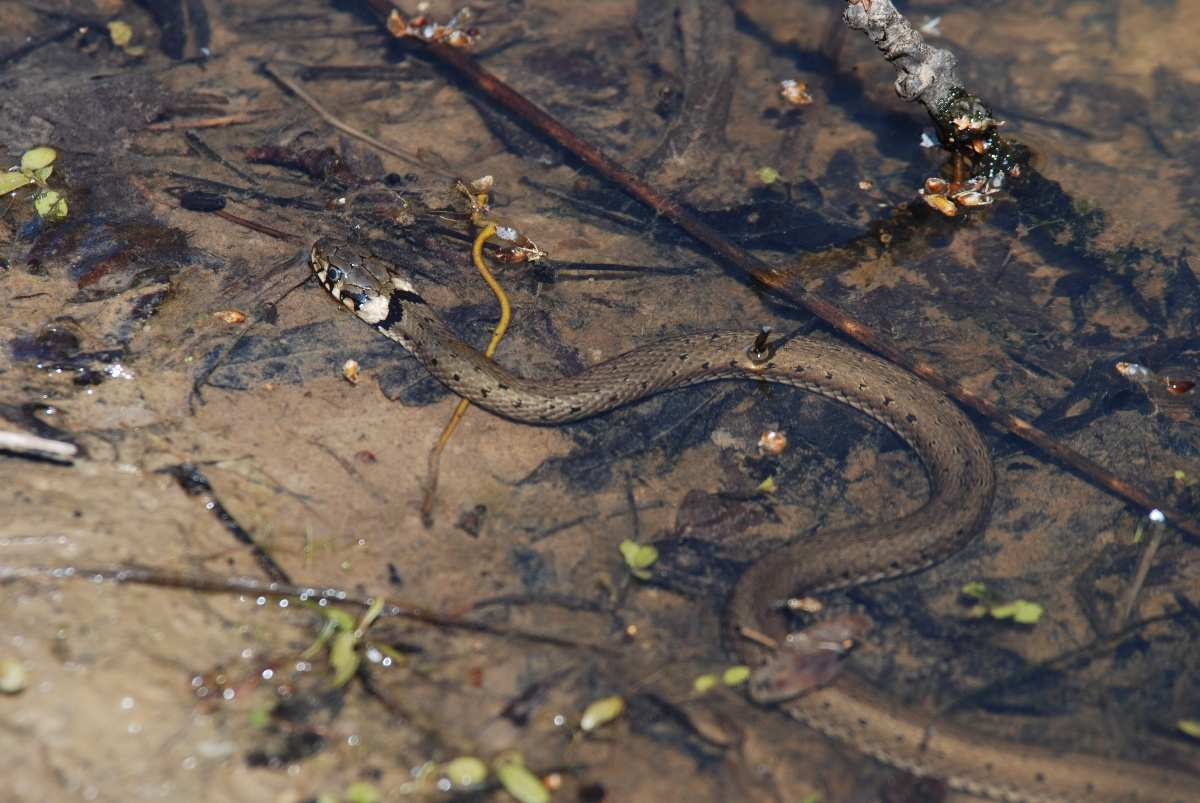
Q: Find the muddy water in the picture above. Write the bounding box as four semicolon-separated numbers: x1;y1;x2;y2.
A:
1;1;1198;802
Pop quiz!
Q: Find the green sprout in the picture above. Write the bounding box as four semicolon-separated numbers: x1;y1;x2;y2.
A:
302;596;387;687
2;146;68;220
961;582;1043;625
619;539;658;580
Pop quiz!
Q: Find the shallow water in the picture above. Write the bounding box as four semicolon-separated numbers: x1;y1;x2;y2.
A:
1;1;1198;801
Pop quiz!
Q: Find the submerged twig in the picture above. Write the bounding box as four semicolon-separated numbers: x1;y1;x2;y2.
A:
0;429;77;462
261;62;453;178
348;0;1200;541
0;563;614;652
159;462;292;585
1113;510;1168;630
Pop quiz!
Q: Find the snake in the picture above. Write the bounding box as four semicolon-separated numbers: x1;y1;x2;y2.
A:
310;238;1197;803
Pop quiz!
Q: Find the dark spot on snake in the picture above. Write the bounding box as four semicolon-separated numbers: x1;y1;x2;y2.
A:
679;354;688;361
569;405;582;413
379;291;408;330
513;400;522;408
906;413;917;423
824;371;833;380
395;289;425;305
498;383;510;390
430;357;439;366
883;396;894;406
452;373;461;381
480;388;489;398
701;361;711;369
1034;773;1044;783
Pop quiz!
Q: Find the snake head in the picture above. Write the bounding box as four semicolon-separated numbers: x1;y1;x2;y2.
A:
310;238;427;327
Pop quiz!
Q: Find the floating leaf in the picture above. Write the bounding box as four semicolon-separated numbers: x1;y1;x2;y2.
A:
329;630;360;687
757;475;777;494
756;166;780;185
494;754;549;803
107;21;133;47
20;146;57;171
343;781;380;803
960;581;988;599
32;165;52;183
619;539;658;580
962;582;1042;624
580;695;624;731
34;189;68;220
441;756;487;789
722;666;750;686
1179;720;1200;739
0;659;28;693
799;794;823;803
0;171;32;195
990;600;1043;624
693;673;718;693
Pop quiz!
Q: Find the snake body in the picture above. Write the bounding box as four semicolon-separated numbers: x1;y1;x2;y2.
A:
311;239;1197;803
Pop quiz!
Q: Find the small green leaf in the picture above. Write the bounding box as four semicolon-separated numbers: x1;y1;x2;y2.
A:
580;695;625;731
756;475;777;494
329;630;360;687
1178;720;1200;739
756;166;780;184
989;599;1043;624
722;665;751;686
441;756;488;789
107;21;133;47
34;189;68;220
32;165;53;183
355;595;385;636
20;146;57;171
799;794;823;803
343;781;380;803
619;539;658;579
494;755;549;803
0;659;29;693
693;673;718;693
960;581;988;599
0;171;32;195
247;704;273;728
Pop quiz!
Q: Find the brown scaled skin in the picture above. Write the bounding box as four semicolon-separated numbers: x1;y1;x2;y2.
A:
312;240;1199;803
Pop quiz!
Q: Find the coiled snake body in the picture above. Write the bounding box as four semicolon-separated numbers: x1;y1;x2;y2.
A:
311;239;1196;803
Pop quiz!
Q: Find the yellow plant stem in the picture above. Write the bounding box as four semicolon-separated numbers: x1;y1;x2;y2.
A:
421;223;509;526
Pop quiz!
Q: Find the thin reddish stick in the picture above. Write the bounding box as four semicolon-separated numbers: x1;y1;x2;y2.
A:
356;0;1200;540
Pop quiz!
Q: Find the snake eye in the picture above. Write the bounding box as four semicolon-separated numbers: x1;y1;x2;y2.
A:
326;266;346;285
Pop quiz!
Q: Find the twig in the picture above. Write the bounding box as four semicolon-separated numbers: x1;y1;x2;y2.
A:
0;563;613;652
159;463;292;585
1114;510;1168;630
350;0;1200;541
938;604;1190;717
260;62;453;178
146;112;262;131
0;429;77;461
